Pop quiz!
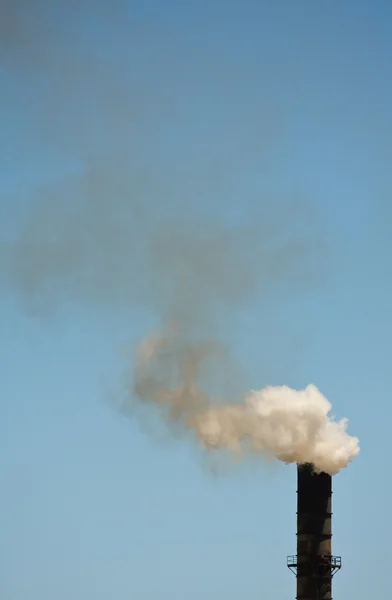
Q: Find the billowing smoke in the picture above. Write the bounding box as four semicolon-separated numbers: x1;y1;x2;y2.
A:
134;327;359;475
0;2;359;475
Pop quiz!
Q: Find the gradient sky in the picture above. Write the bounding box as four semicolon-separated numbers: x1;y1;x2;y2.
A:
1;2;392;599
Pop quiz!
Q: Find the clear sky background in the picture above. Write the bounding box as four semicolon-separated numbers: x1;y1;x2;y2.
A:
1;1;391;599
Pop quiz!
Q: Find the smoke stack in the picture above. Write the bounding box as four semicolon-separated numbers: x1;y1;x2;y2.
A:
287;463;341;600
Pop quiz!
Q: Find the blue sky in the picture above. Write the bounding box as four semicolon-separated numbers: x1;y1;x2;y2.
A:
1;2;392;599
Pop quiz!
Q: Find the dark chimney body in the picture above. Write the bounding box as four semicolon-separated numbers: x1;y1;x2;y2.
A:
287;463;341;600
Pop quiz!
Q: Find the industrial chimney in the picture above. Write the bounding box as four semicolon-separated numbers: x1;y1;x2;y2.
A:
287;463;341;600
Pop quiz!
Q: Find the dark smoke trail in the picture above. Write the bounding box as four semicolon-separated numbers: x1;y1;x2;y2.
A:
0;2;359;472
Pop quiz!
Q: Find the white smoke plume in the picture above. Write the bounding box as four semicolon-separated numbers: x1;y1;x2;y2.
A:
0;2;359;477
134;327;359;475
